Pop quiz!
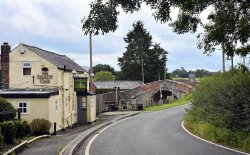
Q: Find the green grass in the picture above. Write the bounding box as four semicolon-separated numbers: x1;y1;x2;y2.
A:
144;94;191;111
172;77;203;83
184;110;250;153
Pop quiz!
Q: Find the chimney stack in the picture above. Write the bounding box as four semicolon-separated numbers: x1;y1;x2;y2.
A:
1;42;10;89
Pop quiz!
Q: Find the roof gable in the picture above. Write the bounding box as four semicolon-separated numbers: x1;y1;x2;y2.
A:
21;44;85;73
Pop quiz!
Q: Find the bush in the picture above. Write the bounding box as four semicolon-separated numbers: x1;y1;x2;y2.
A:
191;71;250;132
0;127;3;145
0;121;16;143
15;120;31;138
30;119;51;136
0;98;16;122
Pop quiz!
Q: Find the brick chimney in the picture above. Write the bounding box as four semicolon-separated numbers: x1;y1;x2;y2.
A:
1;42;10;89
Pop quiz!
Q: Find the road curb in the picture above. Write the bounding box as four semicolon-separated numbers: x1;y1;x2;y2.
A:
3;135;51;155
181;121;249;155
60;112;139;155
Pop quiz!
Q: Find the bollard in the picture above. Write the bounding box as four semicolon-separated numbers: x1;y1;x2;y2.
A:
53;122;57;135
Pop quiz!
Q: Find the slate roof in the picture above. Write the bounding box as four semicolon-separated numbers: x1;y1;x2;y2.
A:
21;44;86;73
0;88;59;98
94;81;143;90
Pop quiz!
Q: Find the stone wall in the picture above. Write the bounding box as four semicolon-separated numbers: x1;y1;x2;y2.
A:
96;80;193;112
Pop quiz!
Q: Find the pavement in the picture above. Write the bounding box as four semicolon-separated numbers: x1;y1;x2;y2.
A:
17;111;139;155
88;105;244;155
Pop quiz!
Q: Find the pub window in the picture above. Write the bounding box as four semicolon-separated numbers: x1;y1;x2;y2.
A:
18;102;28;114
23;62;31;75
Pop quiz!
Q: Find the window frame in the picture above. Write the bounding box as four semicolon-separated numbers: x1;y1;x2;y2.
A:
18;101;28;114
22;62;32;76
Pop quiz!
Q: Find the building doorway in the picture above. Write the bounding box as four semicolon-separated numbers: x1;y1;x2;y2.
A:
77;96;87;124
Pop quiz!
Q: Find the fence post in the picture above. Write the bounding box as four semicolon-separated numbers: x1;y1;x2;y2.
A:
17;108;21;120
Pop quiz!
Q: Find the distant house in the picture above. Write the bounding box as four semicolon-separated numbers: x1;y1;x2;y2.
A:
0;43;96;132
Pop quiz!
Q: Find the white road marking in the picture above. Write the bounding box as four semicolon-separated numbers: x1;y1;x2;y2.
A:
85;104;190;155
84;118;130;155
181;121;250;155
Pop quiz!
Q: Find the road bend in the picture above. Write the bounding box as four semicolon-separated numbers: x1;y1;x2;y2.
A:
85;105;244;155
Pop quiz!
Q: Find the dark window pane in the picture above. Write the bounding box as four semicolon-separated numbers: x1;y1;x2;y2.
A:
19;103;22;107
23;68;31;75
23;108;27;113
23;103;26;107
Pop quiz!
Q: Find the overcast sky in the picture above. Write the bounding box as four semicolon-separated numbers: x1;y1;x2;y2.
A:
0;0;247;72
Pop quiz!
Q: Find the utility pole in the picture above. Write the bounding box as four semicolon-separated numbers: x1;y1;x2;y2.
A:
89;32;93;90
242;55;246;66
164;55;166;81
231;56;234;70
222;43;225;73
141;58;144;84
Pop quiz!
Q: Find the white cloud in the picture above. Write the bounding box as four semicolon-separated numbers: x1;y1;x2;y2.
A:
0;0;245;73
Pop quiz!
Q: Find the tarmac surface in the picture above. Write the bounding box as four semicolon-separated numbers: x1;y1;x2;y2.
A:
18;111;136;155
87;105;244;155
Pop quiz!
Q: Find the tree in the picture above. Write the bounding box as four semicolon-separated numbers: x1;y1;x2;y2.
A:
195;1;250;71
118;21;167;83
0;97;16;122
82;0;250;60
171;68;188;78
93;64;115;74
93;71;115;81
192;69;211;78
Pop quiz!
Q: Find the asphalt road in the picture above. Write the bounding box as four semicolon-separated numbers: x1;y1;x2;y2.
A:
88;105;244;155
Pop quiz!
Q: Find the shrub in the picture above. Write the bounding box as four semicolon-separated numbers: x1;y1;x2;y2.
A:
0;98;16;122
30;119;51;136
192;71;250;132
15;120;31;138
0;127;3;145
0;121;16;143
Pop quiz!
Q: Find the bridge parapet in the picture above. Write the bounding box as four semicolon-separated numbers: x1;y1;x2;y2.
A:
130;80;193;108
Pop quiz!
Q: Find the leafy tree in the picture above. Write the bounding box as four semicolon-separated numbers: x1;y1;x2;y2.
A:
0;98;16;122
195;1;250;71
82;0;250;59
114;71;125;80
171;68;188;78
118;21;167;83
192;69;211;78
93;71;115;81
93;64;115;74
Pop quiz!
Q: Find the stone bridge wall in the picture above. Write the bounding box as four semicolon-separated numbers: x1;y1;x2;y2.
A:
96;80;193;112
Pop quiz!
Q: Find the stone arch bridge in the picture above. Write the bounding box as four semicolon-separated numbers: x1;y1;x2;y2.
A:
126;80;193;108
96;80;193;113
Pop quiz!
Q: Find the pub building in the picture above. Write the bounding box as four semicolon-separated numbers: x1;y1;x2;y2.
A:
0;42;96;132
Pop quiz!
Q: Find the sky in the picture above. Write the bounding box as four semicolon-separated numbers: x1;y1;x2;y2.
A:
0;0;247;72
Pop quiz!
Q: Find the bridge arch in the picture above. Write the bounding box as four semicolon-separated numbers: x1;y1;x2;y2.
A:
129;80;193;109
150;88;178;104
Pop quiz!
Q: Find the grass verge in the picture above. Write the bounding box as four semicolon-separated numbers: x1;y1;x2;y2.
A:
184;111;250;153
143;94;191;111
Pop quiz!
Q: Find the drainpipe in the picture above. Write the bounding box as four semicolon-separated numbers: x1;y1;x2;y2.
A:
61;65;66;129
